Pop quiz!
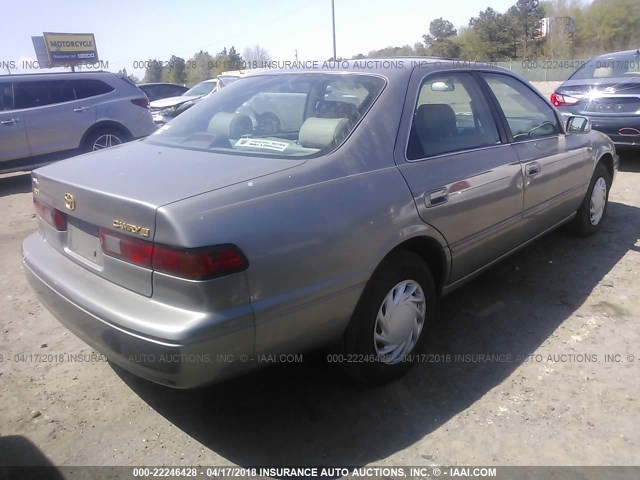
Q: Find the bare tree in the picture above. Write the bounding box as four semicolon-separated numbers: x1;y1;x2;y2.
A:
242;45;272;67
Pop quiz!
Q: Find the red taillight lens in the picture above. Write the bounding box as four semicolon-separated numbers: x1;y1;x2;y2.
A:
550;92;579;107
33;197;67;231
131;98;149;108
99;228;248;280
153;244;248;280
100;229;153;268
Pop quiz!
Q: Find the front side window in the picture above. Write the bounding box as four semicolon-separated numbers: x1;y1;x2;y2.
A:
14;80;76;109
0;83;14;111
483;73;560;141
407;72;501;160
146;73;385;158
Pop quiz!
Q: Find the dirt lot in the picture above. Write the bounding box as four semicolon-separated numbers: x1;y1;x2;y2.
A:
0;154;639;469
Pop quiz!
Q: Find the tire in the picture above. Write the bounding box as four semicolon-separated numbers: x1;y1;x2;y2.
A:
337;251;437;384
570;162;612;236
83;128;128;153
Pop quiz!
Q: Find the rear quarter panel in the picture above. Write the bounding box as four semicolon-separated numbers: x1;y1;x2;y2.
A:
154;74;447;354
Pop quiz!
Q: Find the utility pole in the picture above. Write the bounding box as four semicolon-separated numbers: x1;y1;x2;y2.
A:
331;0;337;60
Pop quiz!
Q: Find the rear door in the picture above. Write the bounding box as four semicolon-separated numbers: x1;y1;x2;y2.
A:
0;82;31;162
395;70;524;283
16;79;99;156
479;72;592;237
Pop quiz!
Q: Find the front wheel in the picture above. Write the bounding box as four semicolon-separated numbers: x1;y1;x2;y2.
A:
570;163;612;236
337;251;437;384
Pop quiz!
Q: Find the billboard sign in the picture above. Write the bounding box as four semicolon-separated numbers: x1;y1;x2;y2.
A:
43;32;99;65
31;36;52;68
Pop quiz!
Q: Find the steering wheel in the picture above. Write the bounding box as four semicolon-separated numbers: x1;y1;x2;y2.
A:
513;121;557;140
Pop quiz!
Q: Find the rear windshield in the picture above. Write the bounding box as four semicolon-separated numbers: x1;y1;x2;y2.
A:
571;52;640;80
145;73;385;158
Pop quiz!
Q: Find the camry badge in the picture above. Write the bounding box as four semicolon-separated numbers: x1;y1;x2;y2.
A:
112;220;151;238
64;193;76;211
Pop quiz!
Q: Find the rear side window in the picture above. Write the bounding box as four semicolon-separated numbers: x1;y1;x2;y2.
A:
482;73;560;141
407;72;501;160
0;83;14;111
14;80;75;109
72;79;114;99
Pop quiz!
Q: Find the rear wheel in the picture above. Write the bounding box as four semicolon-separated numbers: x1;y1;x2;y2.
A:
570;162;611;236
84;128;128;152
337;251;437;384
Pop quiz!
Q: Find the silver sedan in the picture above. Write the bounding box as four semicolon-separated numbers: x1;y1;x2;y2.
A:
22;60;618;388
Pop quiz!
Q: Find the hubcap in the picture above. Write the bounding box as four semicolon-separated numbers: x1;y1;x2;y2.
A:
93;134;122;151
589;177;607;226
373;280;426;364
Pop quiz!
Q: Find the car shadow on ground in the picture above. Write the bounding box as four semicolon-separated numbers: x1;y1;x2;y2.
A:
0;173;32;197
618;151;640;173
114;198;640;467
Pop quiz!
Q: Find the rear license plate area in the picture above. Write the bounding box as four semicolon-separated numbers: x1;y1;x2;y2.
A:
67;217;103;266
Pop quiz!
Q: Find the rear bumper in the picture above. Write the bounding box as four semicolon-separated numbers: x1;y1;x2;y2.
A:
22;233;255;388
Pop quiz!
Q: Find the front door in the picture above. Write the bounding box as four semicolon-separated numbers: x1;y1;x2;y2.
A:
480;72;592;236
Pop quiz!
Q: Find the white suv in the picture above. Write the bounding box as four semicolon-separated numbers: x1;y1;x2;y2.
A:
0;71;156;174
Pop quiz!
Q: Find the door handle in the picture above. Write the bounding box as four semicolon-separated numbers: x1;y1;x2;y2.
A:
425;188;449;207
0;118;19;125
525;162;541;176
73;106;90;112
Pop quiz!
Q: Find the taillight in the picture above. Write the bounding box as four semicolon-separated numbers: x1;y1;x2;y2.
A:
99;228;248;280
100;229;153;268
153;244;248;280
550;92;579;107
131;98;149;108
33;197;67;231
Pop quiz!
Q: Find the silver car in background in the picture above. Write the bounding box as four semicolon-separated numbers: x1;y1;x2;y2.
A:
22;60;618;388
0;71;156;174
149;78;219;125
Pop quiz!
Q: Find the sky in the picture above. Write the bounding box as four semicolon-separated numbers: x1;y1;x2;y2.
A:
2;0;519;78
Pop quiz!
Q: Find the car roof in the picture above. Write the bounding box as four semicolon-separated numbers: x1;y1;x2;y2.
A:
589;49;640;61
590;49;640;60
236;57;513;80
0;70;114;80
138;82;187;87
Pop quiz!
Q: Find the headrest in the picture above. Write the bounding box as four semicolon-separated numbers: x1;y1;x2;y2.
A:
415;104;457;138
298;117;349;150
208;112;253;138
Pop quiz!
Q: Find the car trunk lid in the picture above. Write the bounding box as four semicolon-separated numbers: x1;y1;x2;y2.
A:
557;77;640;115
32;140;305;296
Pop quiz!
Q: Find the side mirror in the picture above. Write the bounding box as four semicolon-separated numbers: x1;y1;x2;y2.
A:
566;115;591;134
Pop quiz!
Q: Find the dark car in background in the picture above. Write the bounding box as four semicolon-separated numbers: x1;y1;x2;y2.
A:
551;49;640;150
137;82;189;102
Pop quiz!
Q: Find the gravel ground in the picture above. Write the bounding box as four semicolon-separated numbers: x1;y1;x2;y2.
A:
0;153;639;469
